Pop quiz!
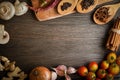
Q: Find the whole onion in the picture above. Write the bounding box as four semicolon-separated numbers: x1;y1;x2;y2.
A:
29;66;51;80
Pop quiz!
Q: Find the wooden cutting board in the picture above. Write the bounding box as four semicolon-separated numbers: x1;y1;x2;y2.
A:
31;0;113;21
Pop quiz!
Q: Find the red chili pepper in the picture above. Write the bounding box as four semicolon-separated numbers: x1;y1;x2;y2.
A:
28;0;61;12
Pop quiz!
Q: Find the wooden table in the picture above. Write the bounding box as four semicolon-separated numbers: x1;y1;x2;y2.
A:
0;0;120;80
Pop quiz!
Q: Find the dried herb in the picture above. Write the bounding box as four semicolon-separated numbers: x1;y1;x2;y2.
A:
81;0;94;10
95;7;111;22
61;2;72;11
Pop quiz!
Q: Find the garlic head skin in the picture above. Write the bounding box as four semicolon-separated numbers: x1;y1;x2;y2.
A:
14;0;28;16
0;2;15;20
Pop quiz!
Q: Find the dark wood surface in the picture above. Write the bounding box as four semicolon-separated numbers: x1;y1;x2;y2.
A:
0;0;120;80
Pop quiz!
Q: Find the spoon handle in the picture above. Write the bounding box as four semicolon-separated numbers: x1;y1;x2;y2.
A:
98;0;113;5
112;3;120;9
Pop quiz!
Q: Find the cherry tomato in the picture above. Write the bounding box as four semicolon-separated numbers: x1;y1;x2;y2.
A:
97;69;107;79
86;72;96;80
100;60;109;70
108;63;120;75
88;61;98;72
105;73;114;80
78;66;88;77
95;78;101;80
107;52;117;63
116;55;120;66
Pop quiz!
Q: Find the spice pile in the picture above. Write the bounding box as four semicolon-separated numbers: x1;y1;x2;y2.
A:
81;0;95;10
94;7;110;23
106;17;120;51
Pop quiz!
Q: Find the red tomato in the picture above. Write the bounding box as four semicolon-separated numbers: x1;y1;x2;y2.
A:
108;63;120;75
78;66;88;77
100;60;109;70
116;55;120;66
107;52;117;63
105;73;114;80
97;69;107;79
86;72;96;80
88;61;98;72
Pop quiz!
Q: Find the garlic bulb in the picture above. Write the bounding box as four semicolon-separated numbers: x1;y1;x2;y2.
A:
14;0;28;16
0;2;15;20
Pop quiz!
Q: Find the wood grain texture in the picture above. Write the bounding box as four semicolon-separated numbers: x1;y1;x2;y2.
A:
0;0;120;80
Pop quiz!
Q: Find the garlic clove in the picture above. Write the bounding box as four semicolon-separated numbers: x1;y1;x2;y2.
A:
56;65;67;71
67;67;77;74
14;0;28;16
51;71;57;80
53;65;67;76
0;2;15;20
65;74;71;80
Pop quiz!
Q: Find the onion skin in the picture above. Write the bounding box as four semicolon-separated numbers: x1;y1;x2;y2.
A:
29;66;51;80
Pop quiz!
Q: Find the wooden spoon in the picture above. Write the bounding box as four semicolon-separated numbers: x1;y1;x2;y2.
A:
57;0;78;15
93;3;120;25
76;0;113;13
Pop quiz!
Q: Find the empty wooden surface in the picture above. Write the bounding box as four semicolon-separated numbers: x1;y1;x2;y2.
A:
0;0;120;80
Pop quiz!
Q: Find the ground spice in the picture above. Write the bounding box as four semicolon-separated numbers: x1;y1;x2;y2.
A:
61;2;72;11
81;0;94;10
95;7;110;22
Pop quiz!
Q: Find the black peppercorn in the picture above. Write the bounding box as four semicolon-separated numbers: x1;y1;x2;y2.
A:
61;2;72;11
81;0;94;10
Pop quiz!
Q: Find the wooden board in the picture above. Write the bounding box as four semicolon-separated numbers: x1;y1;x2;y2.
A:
0;0;120;80
31;0;113;21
